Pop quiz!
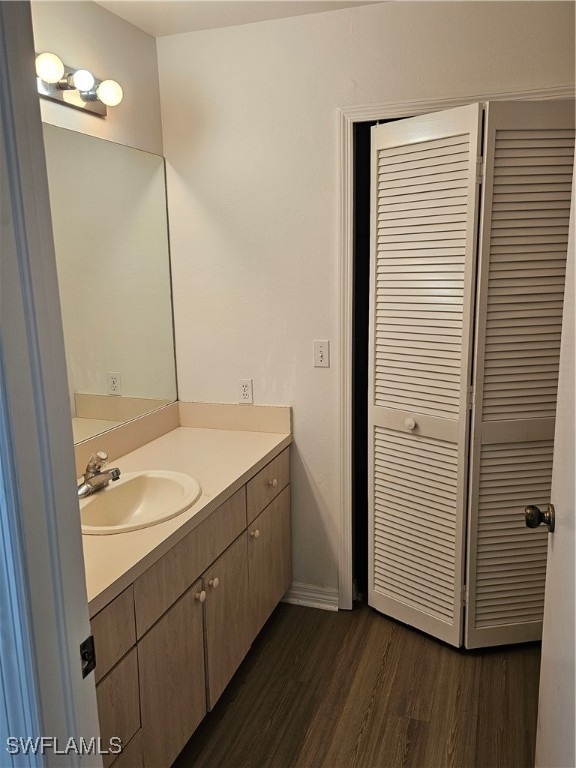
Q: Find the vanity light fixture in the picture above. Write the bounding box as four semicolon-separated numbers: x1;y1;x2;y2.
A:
35;52;123;118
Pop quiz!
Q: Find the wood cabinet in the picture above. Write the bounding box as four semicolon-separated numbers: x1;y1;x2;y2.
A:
247;448;289;524
90;446;291;767
111;731;143;768
203;533;250;709
139;582;206;768
247;486;292;644
91;585;135;684
95;649;140;768
91;586;141;768
133;488;246;638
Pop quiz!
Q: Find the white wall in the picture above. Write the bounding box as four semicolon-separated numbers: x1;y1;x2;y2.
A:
31;1;162;154
158;1;575;597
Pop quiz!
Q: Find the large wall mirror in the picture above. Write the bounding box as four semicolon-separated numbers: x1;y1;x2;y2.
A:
43;124;177;443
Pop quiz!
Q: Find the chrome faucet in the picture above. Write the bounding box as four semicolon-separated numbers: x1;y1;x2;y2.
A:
77;451;121;499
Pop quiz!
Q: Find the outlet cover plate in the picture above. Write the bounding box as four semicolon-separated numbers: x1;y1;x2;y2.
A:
238;378;253;404
107;370;121;396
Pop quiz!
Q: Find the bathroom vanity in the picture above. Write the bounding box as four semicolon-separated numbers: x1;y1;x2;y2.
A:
81;419;291;768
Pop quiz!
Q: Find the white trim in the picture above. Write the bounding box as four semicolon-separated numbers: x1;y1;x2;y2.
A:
337;83;575;610
282;582;339;612
0;3;101;762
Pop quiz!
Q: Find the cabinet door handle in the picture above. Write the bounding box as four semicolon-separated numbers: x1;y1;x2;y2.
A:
195;590;206;603
208;577;220;589
267;478;278;488
404;417;416;431
250;529;260;539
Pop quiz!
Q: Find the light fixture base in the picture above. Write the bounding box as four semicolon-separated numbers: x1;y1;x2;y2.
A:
36;63;107;118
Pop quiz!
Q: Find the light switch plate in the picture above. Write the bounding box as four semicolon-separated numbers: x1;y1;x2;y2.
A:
313;340;330;368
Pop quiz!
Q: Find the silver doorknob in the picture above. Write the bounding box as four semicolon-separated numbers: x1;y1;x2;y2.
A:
525;503;555;533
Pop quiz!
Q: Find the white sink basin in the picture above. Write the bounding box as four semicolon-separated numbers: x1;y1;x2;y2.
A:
80;470;201;535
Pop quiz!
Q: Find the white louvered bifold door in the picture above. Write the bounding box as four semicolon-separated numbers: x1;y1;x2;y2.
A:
368;105;482;647
465;101;575;648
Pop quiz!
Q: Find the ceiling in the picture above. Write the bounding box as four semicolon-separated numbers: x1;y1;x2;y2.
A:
94;1;377;37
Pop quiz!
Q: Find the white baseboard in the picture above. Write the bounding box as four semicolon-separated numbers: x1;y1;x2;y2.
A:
282;581;339;612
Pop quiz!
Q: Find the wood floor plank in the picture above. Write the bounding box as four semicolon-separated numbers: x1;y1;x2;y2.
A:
292;607;374;768
384;630;443;723
474;646;540;768
319;621;404;767
173;603;540;768
367;714;429;768
423;645;482;768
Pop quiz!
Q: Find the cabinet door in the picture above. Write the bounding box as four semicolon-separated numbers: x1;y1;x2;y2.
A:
110;731;143;768
247;486;291;643
204;534;250;710
139;582;206;768
96;648;140;768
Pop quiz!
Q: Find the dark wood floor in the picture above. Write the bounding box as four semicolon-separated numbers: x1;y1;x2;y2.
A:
174;603;540;768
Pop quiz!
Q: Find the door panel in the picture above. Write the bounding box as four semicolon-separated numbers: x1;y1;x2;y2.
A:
535;172;575;768
465;100;575;648
369;104;482;647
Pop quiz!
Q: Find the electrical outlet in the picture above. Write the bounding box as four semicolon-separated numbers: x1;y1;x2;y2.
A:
313;340;330;368
107;370;121;396
238;379;253;404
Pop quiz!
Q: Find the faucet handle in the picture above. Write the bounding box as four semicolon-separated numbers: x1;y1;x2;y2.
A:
86;451;108;473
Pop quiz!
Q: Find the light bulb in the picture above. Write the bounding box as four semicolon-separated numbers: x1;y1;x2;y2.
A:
96;79;123;107
35;52;64;84
71;69;95;92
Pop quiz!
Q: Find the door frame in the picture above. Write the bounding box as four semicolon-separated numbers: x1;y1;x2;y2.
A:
337;84;575;609
0;2;101;761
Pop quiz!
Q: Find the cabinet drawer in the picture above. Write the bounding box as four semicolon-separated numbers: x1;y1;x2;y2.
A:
96;648;140;768
134;487;246;638
91;586;136;683
247;448;290;524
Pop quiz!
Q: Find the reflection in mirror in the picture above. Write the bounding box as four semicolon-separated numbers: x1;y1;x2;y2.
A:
43;124;177;443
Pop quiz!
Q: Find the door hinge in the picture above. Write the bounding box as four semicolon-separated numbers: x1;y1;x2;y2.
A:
467;385;475;410
461;585;467;607
476;156;483;184
80;635;96;678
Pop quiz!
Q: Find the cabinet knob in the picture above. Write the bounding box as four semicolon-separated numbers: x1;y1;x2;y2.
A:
404;417;416;431
268;477;278;488
208;577;220;590
250;529;260;539
195;590;206;603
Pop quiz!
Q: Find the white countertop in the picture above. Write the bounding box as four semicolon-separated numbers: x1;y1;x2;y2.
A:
82;426;291;616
